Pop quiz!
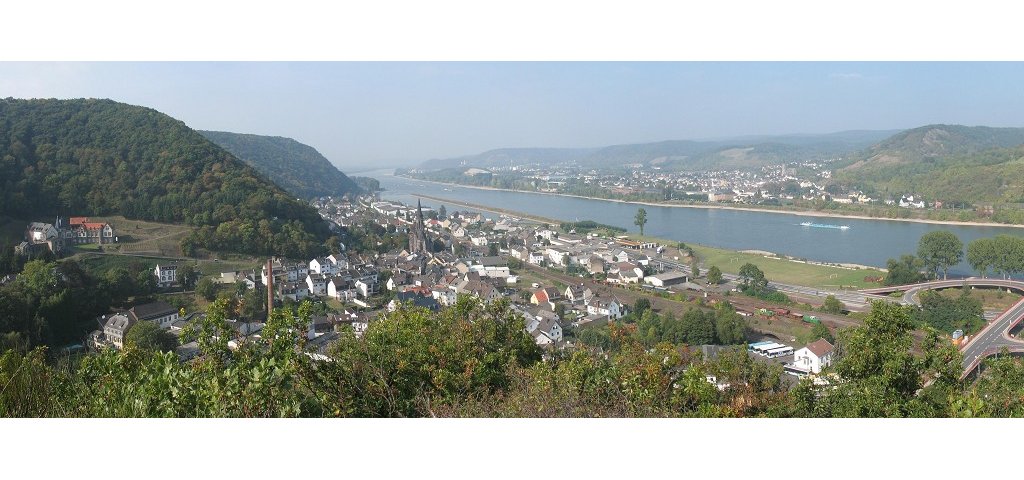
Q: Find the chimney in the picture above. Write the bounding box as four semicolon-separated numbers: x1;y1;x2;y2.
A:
266;258;274;319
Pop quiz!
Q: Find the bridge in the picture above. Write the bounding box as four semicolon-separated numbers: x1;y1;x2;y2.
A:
861;278;1024;379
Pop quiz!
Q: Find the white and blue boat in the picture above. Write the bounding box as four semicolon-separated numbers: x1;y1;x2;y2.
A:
800;221;850;230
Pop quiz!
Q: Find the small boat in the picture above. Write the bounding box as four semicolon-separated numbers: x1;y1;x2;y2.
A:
800;221;850;230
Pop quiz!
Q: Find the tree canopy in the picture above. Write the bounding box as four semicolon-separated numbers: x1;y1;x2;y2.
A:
917;231;964;280
199;131;362;200
0;98;330;258
124;321;178;353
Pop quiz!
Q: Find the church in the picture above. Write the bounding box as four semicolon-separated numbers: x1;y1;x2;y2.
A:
408;200;431;254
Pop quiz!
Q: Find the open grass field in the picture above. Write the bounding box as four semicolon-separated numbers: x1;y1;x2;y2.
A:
688;243;885;289
76;253;162;275
89;216;192;257
627;232;886;290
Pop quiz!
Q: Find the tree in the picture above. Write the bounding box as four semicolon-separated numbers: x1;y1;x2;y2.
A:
883;255;927;286
713;302;746;344
793;301;961;418
820;295;845;315
554;303;566;320
680;308;715;345
690;258;700;279
991;235;1024;279
438;204;447;219
634;208;648;236
178;263;198;289
196;277;218;301
809;321;834;344
706;266;723;285
633;298;651;318
488;243;499;256
737;263;767;294
124;321;178;352
917;231;964;280
915;290;984;333
967;237;995;278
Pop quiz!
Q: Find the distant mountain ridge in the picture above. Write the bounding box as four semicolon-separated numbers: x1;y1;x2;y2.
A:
200;131;361;199
418;130;900;171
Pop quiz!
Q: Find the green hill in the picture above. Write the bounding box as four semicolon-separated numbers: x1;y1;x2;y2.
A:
0;98;329;258
831;125;1024;221
838;124;1024;171
199;131;361;200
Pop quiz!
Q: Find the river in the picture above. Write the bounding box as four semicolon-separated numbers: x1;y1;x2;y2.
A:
366;169;1023;275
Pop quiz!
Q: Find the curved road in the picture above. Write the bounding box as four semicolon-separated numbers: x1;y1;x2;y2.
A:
861;278;1024;378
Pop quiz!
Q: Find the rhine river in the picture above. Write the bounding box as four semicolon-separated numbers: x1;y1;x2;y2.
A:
366;170;1023;276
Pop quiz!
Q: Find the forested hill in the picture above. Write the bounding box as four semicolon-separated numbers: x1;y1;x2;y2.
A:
199;131;361;200
838;124;1024;171
0;98;330;258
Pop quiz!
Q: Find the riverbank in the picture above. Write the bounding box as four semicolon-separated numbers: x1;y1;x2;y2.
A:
414;192;887;290
402;175;1024;229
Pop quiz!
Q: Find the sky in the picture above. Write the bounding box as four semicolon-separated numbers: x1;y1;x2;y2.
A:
3;62;1024;170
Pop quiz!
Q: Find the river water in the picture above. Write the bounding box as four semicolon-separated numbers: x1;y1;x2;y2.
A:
366;170;1023;275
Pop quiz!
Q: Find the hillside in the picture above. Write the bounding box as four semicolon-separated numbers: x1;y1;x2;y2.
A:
836;144;1024;206
0;98;329;258
199;131;361;199
418;130;897;172
838;124;1024;171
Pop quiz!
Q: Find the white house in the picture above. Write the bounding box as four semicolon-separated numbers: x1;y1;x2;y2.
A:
355;279;376;298
280;281;310;301
286;264;309;282
309;257;337;275
103;313;135;349
431;287;457;306
471;236;489;246
327;278;357;302
535;317;563;343
327;253;348;269
527;251;545;265
128;301;180;330
306;274;327;296
154;264;178;287
587;297;624;319
791;339;835;374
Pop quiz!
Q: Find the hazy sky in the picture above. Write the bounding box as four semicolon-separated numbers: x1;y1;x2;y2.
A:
3;62;1024;170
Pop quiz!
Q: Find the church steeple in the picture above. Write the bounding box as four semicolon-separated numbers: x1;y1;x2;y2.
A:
409;199;429;254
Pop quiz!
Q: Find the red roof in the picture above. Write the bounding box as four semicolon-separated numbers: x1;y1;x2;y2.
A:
533;289;549;304
69;217;89;225
806;339;834;357
83;222;107;230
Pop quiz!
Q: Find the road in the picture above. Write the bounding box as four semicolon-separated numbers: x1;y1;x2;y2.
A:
862;278;1024;377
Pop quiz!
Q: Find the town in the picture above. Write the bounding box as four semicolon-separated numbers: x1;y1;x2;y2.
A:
407;161;990;217
5;190;848;387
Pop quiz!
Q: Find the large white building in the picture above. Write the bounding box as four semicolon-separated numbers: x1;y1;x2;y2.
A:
154;264;178;287
791;339;835;374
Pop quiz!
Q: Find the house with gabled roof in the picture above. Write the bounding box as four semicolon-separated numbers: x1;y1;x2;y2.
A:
531;287;562;305
128;301;179;329
790;339;835;374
